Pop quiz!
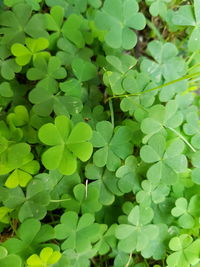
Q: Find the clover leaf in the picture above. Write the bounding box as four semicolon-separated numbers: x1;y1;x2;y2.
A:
0;3;48;47
167;234;200;267
85;164;122;205
72;58;97;82
29;84;82;117
104;54;137;95
171;198;195;229
95;0;146;49
115;205;158;253
4;0;42;11
136;179;170;206
61;183;102;214
183;107;199;136
54;211;102;252
27;56;67;90
44;6;64;48
116;156;140;194
3;218;54;258
173;0;200;51
141;100;183;140
0;45;21;80
140;40;187;101
11;37;50;66
0;246;22;267
62;14;92;48
26;247;61;267
140;134;187;184
38;115;93;175
0;82;13;98
56;37;93;67
146;0;171;17
91;121;132;171
0;206;13;224
3;180;50;222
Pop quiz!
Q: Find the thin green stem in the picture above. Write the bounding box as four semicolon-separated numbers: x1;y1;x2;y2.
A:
125;252;133;267
186;51;197;65
167;127;196;153
109;99;115;127
146;18;164;42
106;71;200;102
50;198;70;203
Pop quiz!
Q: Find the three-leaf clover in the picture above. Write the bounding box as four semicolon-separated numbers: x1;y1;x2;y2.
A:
38;115;93;175
140;134;187;184
85;163;122;205
11;37;50;66
141;100;183;141
171;198;195;229
146;0;172;17
0;45;21;80
95;0;146;49
140;40;187;101
3;218;54;258
115;205;158;253
26;247;61;267
54;211;102;252
167;234;200;267
27;56;67;90
61;183;102;214
136;179;170;206
0;246;22;267
91;121;132;171
173;0;200;51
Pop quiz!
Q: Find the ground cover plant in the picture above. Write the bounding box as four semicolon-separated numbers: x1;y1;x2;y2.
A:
1;0;200;266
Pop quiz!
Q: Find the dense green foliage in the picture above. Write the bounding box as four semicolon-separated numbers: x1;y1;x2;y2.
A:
1;0;200;266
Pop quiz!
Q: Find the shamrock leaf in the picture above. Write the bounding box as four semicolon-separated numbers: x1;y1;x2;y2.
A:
0;82;13;98
167;234;200;267
3;218;54;258
85;164;122;205
54;211;102;252
91;121;132;171
95;0;146;49
0;45;21;80
141;100;183;140
72;58;97;82
140;134;187;184
146;0;171;17
0;246;22;267
61;183;102;214
0;3;48;46
141;224;170;260
171;198;195;229
120;72;157;114
140;40;187;101
11;37;50;66
44;6;64;48
62;14;92;48
183;107;199;136
136;179;170;206
4;0;42;11
38;115;93;175
0;206;13;224
115;205;158;253
27;56;67;90
3;180;50;222
56;37;93;67
29;85;82;117
116;156;140;194
26;247;61;267
173;0;200;51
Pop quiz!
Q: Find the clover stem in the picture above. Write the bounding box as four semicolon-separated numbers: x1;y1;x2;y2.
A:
106;71;200;102
186;51;197;65
109;99;115;127
125;252;133;267
85;179;88;199
146;18;164;42
167;127;196;153
144;258;149;267
50;199;70;203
